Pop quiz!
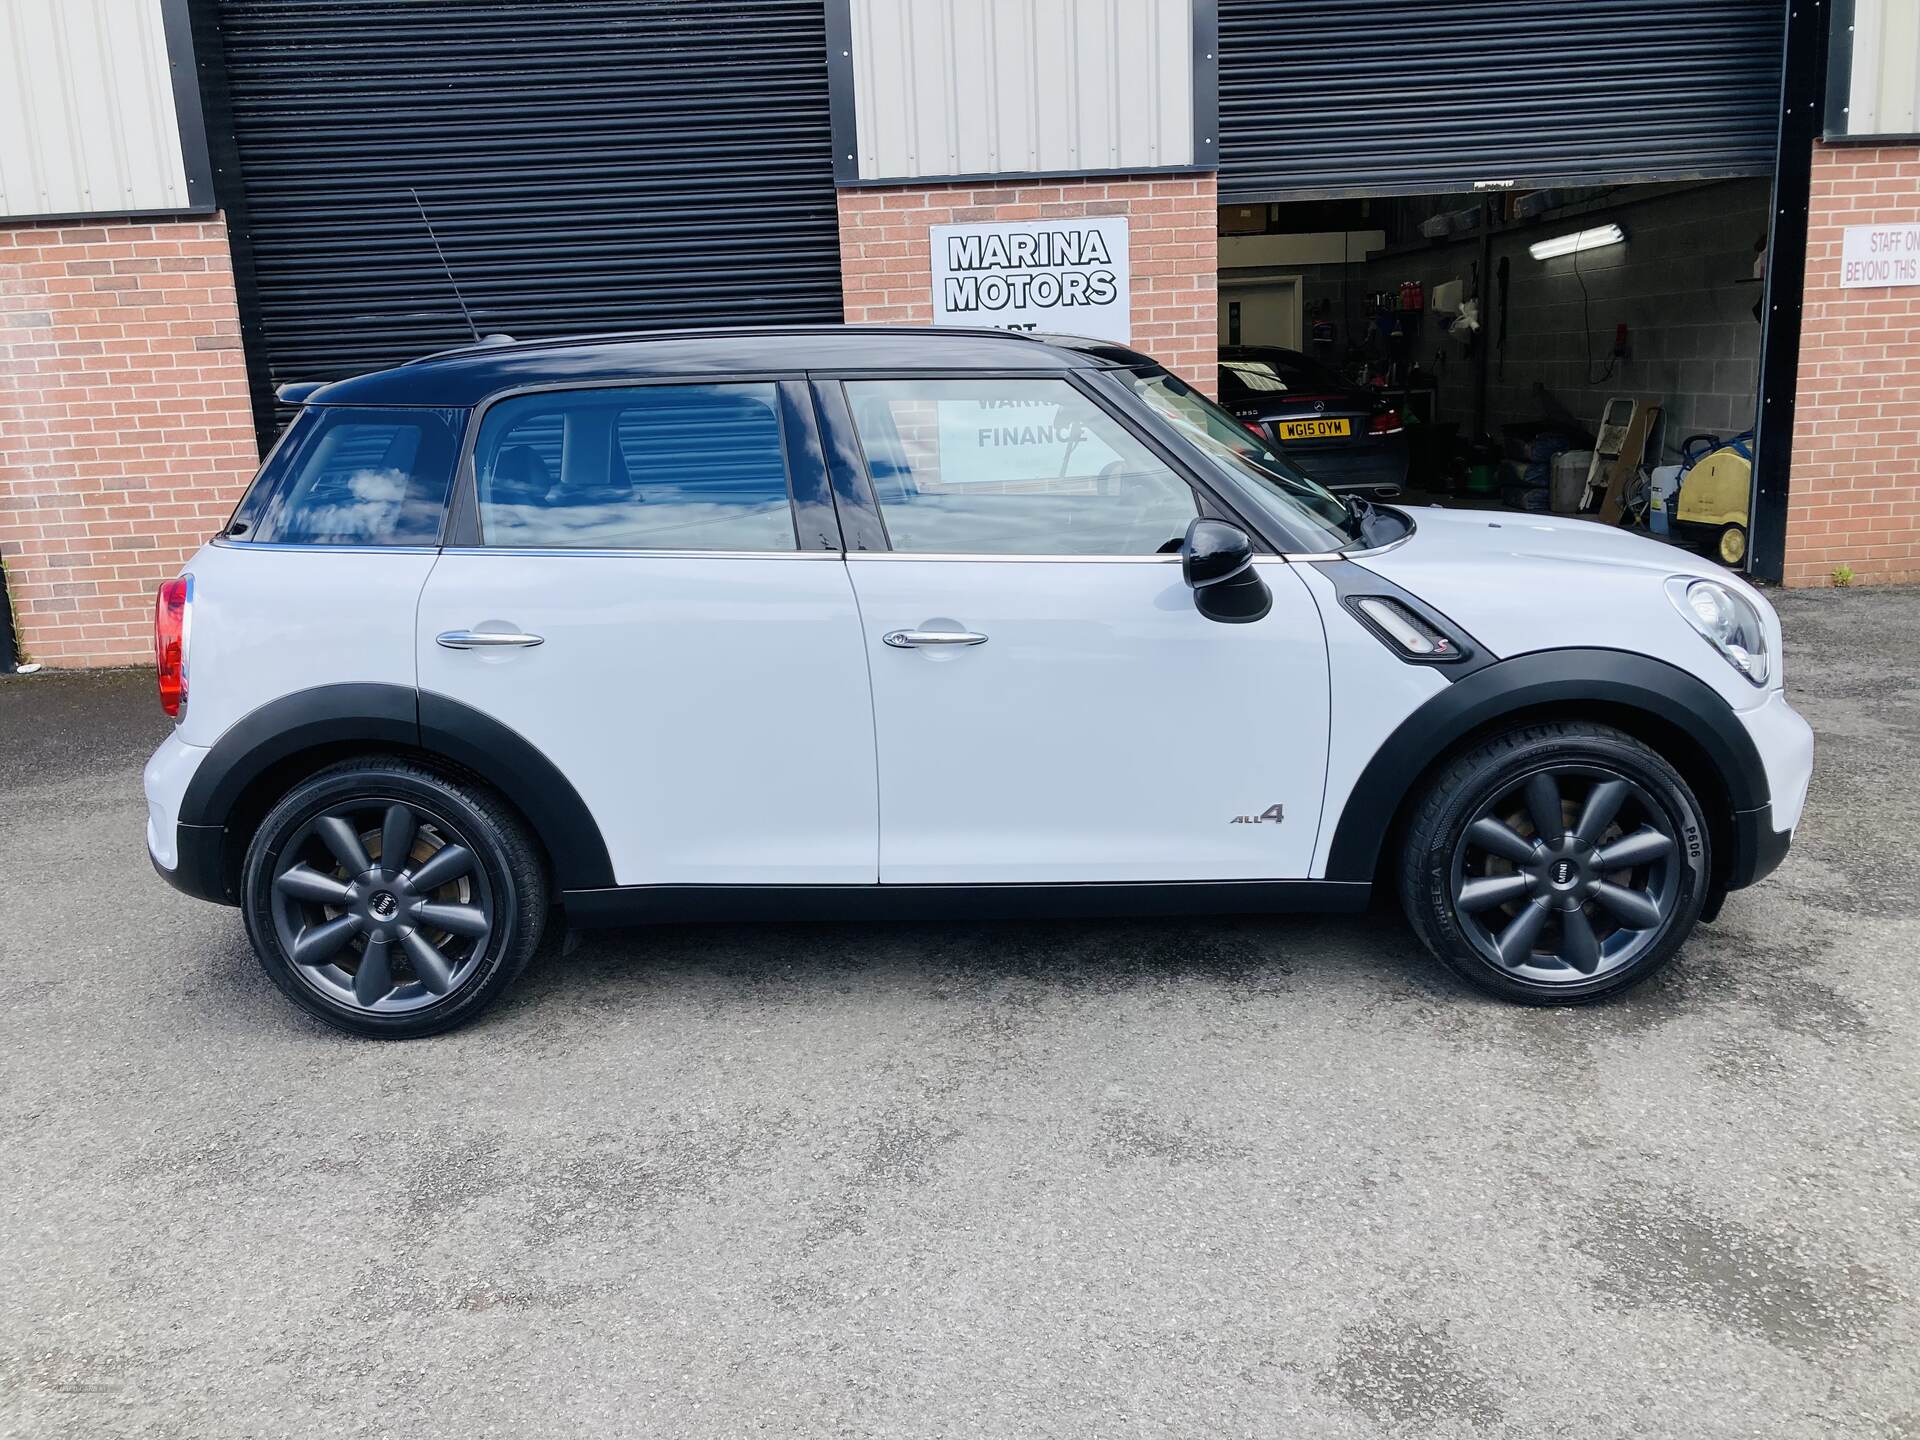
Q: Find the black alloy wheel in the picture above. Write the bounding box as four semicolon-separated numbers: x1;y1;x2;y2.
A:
1449;764;1681;984
242;759;546;1038
267;797;494;1014
1399;721;1710;1004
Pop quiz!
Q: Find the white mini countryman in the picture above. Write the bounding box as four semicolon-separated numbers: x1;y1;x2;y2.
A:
146;328;1812;1037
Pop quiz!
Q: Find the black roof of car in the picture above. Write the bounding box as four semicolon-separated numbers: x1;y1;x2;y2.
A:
301;326;1156;407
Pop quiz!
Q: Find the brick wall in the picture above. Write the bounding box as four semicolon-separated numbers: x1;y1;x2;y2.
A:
837;174;1218;393
0;216;258;667
1785;144;1920;587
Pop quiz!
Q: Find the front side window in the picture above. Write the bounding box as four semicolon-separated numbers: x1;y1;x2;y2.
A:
843;378;1197;556
239;406;464;545
472;383;795;551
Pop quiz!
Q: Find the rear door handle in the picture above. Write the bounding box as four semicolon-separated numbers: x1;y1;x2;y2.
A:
882;629;988;649
436;629;545;650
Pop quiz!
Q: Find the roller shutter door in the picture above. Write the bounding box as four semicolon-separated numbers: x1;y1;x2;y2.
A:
1218;0;1786;201
212;0;842;395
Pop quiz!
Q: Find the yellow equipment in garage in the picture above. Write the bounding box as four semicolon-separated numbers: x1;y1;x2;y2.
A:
1673;431;1753;567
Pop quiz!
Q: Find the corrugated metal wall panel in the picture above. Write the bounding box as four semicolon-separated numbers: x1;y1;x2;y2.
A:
849;0;1194;180
1218;0;1786;200
214;0;843;390
1842;0;1920;136
0;0;193;218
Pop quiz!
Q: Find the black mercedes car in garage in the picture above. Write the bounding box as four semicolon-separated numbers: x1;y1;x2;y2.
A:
1218;346;1408;498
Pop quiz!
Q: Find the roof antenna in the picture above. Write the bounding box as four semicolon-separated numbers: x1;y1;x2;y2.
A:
410;186;481;343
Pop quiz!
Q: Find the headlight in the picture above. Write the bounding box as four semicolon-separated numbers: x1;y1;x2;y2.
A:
1666;576;1770;685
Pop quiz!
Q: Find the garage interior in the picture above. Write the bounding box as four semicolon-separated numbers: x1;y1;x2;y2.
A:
1211;0;1787;570
1216;178;1770;562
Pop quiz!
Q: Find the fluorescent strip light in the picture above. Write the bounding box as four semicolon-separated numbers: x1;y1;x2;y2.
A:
1528;223;1626;261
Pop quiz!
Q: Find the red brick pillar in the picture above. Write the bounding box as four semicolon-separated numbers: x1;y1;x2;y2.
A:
0;216;259;666
1785;143;1920;587
837;175;1218;395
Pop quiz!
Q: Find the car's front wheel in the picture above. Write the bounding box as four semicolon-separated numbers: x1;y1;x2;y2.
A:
241;758;547;1038
1398;721;1710;1003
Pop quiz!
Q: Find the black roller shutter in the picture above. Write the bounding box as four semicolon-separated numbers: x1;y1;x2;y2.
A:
209;1;842;409
1218;0;1786;201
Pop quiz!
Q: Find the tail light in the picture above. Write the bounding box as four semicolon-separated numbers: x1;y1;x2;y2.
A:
1370;410;1404;435
1242;421;1269;441
155;574;193;718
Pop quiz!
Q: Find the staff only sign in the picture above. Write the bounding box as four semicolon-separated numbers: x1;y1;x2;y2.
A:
1840;223;1920;288
929;217;1131;342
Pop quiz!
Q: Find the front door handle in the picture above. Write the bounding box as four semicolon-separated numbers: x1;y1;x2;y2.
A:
882;629;988;649
436;629;545;650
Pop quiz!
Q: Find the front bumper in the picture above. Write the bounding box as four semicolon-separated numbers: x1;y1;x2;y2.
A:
144;732;233;905
1723;687;1814;894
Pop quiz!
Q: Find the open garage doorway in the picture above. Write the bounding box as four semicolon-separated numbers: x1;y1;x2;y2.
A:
1216;179;1770;567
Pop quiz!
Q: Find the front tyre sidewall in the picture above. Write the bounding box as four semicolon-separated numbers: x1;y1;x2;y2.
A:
242;767;537;1037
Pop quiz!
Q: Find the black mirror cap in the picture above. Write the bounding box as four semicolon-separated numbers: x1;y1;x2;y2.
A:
1182;517;1254;588
1181;517;1271;624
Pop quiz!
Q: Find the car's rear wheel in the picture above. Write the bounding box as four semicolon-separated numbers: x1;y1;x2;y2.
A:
241;758;546;1038
1398;721;1709;1004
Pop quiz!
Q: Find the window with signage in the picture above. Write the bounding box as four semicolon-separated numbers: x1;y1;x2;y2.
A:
473;384;796;550
843;378;1196;555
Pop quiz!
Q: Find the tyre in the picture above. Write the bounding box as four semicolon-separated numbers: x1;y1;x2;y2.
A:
1717;523;1748;567
1397;721;1710;1004
241;757;547;1038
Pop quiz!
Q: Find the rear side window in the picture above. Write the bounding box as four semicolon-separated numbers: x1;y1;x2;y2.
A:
235;406;464;545
472;383;795;551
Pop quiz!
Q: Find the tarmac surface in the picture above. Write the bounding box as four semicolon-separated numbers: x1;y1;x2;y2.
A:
2;587;1916;1438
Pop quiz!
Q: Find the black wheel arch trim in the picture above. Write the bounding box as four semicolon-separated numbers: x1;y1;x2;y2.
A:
176;683;615;897
1323;647;1772;885
416;689;614;890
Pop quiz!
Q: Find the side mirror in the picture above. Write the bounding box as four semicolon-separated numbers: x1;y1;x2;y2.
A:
1181;518;1271;624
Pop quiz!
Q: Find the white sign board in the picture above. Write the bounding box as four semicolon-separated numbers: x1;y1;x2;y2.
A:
1841;223;1920;288
930;217;1131;342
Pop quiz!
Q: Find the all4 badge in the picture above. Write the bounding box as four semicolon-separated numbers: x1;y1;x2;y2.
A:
1230;804;1285;825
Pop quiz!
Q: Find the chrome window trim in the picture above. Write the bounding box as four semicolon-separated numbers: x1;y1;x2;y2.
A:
436;546;842;560
210;537;442;555
843;551;1183;564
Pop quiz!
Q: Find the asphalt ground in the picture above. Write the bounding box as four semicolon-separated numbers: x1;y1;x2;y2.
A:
2;587;1916;1438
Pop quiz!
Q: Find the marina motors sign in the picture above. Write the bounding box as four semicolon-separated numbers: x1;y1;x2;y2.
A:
930;217;1131;342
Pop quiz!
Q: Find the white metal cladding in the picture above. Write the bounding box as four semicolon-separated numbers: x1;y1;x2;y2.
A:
1841;0;1920;137
848;0;1195;180
0;0;192;218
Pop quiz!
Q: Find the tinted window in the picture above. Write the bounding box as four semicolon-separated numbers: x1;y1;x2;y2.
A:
1221;352;1350;400
474;384;794;551
240;406;463;545
844;378;1196;556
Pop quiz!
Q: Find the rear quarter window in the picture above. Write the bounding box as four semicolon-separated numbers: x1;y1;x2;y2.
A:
231;406;466;545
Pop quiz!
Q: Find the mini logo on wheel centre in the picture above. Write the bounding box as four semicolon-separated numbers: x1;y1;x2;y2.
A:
370;891;399;919
1551;860;1576;885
